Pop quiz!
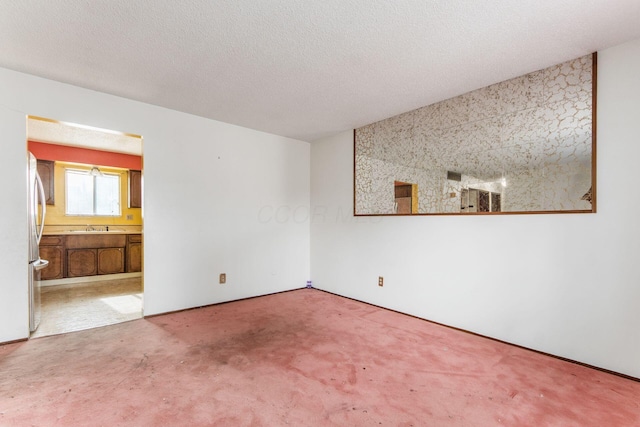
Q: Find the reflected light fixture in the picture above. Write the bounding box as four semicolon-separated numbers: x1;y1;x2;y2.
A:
90;166;103;177
501;176;507;187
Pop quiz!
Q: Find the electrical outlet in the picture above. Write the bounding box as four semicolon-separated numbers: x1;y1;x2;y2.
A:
126;214;134;220
378;276;383;287
219;273;226;284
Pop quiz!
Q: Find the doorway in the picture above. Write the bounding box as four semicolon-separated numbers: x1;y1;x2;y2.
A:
27;116;144;338
394;181;418;214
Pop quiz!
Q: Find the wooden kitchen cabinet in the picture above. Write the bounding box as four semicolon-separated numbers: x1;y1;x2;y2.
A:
66;234;127;278
67;248;98;277
39;235;64;280
40;246;64;280
129;170;142;208
97;247;125;275
43;233;138;278
68;247;126;277
126;234;142;273
66;234;126;250
36;159;55;205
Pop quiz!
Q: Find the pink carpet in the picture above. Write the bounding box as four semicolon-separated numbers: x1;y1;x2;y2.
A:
1;289;638;426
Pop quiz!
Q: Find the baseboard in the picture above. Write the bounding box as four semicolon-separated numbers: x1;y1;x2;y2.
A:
39;272;142;287
144;286;305;319
313;288;640;383
0;337;28;347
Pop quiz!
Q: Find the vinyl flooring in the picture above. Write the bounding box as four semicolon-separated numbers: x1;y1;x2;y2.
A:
31;277;143;338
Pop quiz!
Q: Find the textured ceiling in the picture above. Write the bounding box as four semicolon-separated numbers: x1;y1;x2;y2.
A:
2;1;640;142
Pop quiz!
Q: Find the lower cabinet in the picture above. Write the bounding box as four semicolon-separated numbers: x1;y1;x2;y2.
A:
40;246;65;279
41;233;141;279
98;247;125;275
126;234;142;273
67;247;124;277
67;248;98;277
39;236;65;280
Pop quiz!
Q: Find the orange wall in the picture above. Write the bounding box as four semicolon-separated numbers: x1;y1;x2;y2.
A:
28;141;142;170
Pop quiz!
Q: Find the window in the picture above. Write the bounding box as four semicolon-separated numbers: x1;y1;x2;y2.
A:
66;169;121;216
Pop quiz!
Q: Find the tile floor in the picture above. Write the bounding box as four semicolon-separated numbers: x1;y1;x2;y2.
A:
31;277;143;338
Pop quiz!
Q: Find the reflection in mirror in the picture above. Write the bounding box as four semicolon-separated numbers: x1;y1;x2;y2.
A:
355;54;595;215
394;181;418;214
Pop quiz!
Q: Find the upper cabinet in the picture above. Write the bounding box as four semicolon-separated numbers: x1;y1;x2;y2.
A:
129;169;142;208
36;159;55;205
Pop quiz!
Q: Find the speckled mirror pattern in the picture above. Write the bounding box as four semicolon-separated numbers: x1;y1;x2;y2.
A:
355;54;595;215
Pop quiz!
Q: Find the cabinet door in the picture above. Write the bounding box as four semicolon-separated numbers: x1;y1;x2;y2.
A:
126;242;142;273
98;248;125;275
478;190;490;212
67;248;98;277
39;246;64;280
490;192;502;212
129;170;142;208
36;160;55;205
467;189;478;213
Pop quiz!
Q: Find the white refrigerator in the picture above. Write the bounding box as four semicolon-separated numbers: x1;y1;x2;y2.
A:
28;152;49;332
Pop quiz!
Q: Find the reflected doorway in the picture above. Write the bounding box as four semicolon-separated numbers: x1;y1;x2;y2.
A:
394;181;418;214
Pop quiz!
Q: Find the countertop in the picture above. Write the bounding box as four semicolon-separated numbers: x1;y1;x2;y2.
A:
43;225;142;235
43;230;142;235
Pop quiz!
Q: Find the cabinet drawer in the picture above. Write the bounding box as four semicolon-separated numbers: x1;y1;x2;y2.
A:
40;235;64;246
66;234;126;249
127;234;142;243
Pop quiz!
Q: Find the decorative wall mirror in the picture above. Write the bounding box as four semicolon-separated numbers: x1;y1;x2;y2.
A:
354;54;596;215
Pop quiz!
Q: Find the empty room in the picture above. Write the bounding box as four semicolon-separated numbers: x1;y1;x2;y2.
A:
1;1;640;425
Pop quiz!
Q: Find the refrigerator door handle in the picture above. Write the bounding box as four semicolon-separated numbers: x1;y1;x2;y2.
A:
35;170;46;245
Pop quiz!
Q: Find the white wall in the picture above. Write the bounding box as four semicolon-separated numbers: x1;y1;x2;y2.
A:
310;38;640;378
0;69;310;342
0;106;29;340
2;37;638;378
